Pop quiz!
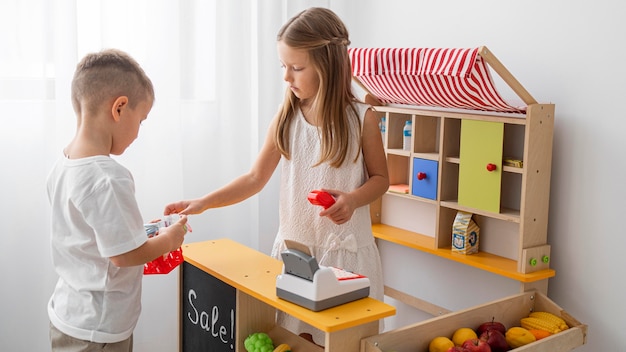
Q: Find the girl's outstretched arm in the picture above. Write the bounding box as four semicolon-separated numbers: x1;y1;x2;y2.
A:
164;113;282;215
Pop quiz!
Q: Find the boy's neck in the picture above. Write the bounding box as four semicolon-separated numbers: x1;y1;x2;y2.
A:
64;121;113;159
64;140;110;159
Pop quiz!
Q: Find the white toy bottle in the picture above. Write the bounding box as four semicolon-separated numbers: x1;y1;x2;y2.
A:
403;120;412;151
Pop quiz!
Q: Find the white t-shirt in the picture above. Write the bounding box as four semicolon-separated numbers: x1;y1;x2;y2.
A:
46;155;147;343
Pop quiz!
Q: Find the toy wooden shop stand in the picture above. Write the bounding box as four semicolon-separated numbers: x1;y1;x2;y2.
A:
179;46;587;352
180;239;395;352
349;46;587;351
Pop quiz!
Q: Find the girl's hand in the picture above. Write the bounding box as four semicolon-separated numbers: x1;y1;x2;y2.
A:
318;189;355;225
164;199;204;216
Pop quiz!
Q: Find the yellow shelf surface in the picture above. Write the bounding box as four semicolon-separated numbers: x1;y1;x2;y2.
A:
372;224;555;283
182;239;396;333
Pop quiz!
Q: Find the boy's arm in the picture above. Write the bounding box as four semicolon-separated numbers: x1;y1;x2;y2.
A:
109;217;188;267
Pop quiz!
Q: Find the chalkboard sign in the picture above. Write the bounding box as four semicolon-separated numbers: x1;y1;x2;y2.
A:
181;262;236;351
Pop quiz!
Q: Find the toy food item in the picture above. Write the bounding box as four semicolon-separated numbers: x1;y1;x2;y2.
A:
451;211;479;255
429;336;455;352
273;343;291;352
479;329;508;352
503;157;523;168
528;311;569;331
505;327;536;348
461;338;490;352
527;329;552;340
244;332;274;352
452;327;478;346
476;318;506;335
520;317;561;334
446;347;469;352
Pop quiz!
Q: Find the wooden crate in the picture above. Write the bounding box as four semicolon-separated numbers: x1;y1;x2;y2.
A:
361;291;586;352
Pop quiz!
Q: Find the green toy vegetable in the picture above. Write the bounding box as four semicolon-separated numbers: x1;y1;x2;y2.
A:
244;332;274;352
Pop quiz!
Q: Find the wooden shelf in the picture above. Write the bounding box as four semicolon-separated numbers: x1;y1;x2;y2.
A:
386;148;411;157
445;156;524;174
372;224;555;283
386;190;438;205
439;200;521;223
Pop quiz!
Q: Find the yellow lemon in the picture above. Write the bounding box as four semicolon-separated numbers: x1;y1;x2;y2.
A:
451;327;478;346
428;336;455;352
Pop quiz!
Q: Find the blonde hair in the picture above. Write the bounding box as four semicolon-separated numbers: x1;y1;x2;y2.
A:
275;7;360;168
71;49;154;116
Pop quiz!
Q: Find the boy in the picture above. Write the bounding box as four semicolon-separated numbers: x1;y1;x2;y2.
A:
47;49;188;351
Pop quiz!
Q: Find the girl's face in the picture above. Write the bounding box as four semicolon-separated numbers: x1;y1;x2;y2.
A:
277;41;320;103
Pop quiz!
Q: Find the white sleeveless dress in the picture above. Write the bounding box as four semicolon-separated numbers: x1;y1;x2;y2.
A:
271;102;384;343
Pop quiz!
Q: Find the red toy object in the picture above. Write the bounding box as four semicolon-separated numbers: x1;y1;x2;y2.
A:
307;190;336;209
144;247;184;275
143;214;191;275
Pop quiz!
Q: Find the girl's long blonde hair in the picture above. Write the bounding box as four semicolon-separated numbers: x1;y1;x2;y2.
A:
275;7;360;168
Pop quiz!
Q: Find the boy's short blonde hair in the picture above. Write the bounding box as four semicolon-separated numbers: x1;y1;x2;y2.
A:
71;49;154;115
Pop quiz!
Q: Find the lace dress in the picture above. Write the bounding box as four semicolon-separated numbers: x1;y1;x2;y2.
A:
271;102;384;344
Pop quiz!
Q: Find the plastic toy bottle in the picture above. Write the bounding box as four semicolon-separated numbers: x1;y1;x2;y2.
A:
379;116;386;143
403;120;412;151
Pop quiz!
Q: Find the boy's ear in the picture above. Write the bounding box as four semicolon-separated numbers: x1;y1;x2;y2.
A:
111;96;129;122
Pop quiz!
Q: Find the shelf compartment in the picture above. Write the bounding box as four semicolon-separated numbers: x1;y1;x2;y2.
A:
386;154;410;186
386;113;411;150
413;115;439;154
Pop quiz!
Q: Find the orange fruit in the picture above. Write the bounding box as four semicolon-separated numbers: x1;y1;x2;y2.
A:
452;327;478;346
428;336;454;352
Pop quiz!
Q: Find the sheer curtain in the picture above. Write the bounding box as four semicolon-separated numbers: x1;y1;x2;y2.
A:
0;0;288;350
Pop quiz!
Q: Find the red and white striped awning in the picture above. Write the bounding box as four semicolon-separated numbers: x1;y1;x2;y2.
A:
349;47;526;113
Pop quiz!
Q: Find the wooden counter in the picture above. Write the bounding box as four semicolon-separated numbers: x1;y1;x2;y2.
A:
181;239;396;352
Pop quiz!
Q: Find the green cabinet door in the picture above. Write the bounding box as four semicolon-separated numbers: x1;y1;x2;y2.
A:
458;120;504;213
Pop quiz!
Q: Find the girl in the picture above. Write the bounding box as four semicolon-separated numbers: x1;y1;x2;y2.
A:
165;7;389;344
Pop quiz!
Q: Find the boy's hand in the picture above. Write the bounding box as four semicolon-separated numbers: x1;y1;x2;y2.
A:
158;215;189;253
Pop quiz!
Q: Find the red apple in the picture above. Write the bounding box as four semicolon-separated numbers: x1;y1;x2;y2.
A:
479;329;509;352
461;338;491;352
476;318;506;335
446;346;469;352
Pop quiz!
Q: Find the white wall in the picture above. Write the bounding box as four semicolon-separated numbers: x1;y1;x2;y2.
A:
332;1;624;351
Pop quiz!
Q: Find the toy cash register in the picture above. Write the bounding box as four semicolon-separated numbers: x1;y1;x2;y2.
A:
275;240;370;311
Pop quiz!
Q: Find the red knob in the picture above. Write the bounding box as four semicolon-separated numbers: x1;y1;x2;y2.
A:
417;172;426;180
486;163;497;172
